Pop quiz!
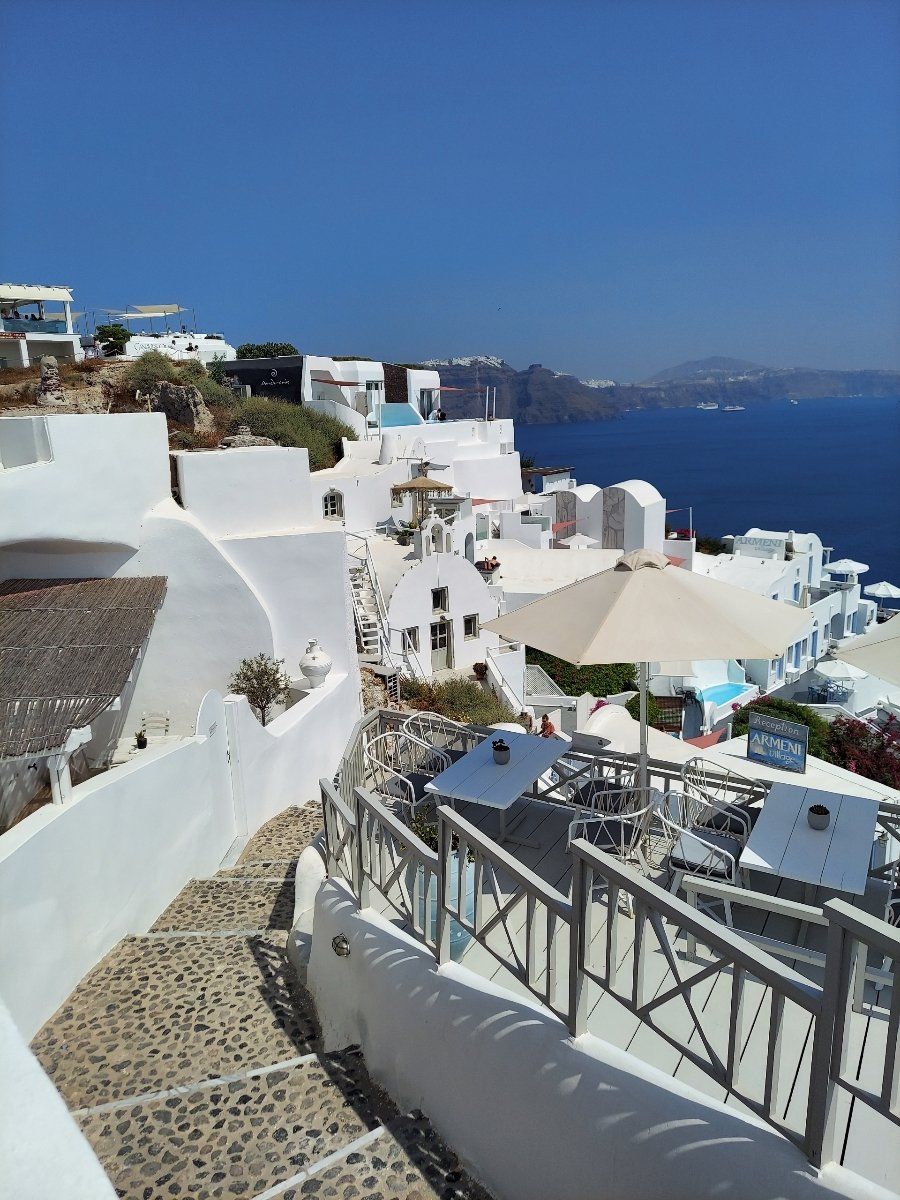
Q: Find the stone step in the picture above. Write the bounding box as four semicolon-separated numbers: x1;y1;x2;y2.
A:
219;859;298;884
31;933;319;1109
286;1109;492;1200
76;1052;385;1200
238;806;322;866
151;878;294;934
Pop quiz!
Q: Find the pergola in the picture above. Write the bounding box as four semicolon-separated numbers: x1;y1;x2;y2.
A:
390;476;454;524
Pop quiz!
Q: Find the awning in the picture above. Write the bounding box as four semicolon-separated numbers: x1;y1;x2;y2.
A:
0;284;73;305
311;373;359;386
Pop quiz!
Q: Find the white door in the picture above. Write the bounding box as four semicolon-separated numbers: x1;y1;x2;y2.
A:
431;620;452;671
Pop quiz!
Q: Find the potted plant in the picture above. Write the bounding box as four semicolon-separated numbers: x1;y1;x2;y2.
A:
473;661;487;681
492;737;510;764
134;730;148;750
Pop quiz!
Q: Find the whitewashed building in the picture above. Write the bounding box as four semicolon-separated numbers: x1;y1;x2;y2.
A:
0;283;84;368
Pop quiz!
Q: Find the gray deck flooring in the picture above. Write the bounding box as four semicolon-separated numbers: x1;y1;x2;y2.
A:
445;797;898;1193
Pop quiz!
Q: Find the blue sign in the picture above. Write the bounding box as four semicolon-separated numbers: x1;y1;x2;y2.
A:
747;711;809;774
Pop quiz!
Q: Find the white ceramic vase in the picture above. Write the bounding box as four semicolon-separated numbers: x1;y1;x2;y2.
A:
300;639;332;689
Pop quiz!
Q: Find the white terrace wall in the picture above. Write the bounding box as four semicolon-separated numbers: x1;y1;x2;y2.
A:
0;691;234;1040
225;672;359;838
309;883;882;1200
0;998;117;1200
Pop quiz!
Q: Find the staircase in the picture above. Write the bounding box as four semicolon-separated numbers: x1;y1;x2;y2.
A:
349;560;384;663
30;805;491;1200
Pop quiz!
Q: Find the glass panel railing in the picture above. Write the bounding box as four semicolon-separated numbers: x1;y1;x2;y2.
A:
0;319;68;334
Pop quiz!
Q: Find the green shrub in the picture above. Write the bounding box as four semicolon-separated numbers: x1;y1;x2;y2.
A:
227;397;355;469
732;696;833;761
123;350;179;392
176;359;233;407
399;676;527;728
625;691;662;728
95;322;131;355
525;649;636;699
236;342;298;359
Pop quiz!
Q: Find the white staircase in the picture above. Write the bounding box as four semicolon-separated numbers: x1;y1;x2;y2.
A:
350;561;384;662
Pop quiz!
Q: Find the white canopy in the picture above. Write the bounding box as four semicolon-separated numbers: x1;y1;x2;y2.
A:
864;581;900;601
834;620;900;688
485;548;809;788
113;306;186;320
0;284;73;305
826;558;869;575
559;533;599;548
814;658;867;682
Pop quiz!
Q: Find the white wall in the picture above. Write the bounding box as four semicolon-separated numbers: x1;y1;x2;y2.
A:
176;446;314;537
309;884;878;1200
386;554;500;673
0;413;170;553
0;692;234;1039
222;527;359;681
0;999;117;1200
225;673;360;837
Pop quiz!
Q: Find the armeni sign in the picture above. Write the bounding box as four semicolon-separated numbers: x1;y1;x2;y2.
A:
733;535;787;560
747;711;808;773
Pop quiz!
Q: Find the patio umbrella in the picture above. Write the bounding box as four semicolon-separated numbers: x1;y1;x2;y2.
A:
484;548;809;790
814;658;867;683
559;533;599;549
826;559;869;576
390;475;454;523
864;581;900;619
834;620;900;688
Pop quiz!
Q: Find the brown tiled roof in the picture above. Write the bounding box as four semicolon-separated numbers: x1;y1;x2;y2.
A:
0;577;166;758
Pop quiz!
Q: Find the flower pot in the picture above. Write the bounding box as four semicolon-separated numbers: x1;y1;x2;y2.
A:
473;662;487;681
808;804;830;830
492;738;510;765
135;733;147;750
299;639;333;689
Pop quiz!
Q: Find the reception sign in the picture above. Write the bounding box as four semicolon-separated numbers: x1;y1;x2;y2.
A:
747;711;808;773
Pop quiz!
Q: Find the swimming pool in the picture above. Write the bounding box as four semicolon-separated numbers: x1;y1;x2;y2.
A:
700;682;752;707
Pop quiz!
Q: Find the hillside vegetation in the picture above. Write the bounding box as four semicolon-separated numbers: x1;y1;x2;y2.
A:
227;397;354;470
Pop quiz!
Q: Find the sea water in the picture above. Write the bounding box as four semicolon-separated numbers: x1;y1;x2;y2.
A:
515;395;900;585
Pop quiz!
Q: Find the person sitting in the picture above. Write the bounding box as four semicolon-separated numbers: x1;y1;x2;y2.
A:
488;555;500;570
539;713;556;738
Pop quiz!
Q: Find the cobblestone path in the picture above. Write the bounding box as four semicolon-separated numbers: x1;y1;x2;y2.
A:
31;804;493;1200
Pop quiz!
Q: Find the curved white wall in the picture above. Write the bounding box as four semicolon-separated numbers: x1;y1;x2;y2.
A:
309;883;883;1200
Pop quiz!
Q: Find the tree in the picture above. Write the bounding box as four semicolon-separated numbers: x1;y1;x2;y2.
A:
236;342;299;359
95;323;131;355
229;653;291;726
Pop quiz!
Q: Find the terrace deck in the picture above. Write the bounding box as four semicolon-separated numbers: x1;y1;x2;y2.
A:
432;797;899;1191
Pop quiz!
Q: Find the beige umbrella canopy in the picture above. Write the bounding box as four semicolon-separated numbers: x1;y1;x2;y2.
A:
835;620;900;688
485;548;810;788
391;475;454;523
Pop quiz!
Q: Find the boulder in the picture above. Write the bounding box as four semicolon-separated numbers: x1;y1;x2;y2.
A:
147;380;215;434
36;356;67;406
218;424;277;448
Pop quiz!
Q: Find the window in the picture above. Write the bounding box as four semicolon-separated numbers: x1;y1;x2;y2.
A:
322;490;344;521
365;379;383;395
464;614;479;640
792;581;801;602
403;627;419;653
432;587;448;613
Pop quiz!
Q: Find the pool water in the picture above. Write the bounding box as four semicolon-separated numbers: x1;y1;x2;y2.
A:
700;682;752;706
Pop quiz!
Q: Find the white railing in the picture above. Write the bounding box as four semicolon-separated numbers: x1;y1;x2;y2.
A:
439;806;572;1020
319;752;899;1169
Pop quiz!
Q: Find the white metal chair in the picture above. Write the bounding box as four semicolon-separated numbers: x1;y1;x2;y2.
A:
569;789;661;914
563;756;640;818
401;711;476;763
681;756;765;842
659;790;743;897
364;730;450;821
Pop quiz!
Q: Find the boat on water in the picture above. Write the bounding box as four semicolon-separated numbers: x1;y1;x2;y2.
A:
722;403;746;411
696;401;718;410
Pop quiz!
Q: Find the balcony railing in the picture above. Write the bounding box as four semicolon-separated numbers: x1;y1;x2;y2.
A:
320;714;899;1172
0;318;68;335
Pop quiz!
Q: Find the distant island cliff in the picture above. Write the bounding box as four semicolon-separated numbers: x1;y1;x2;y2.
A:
421;355;900;425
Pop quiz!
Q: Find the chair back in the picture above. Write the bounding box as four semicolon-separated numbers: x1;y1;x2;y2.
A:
402;711;473;755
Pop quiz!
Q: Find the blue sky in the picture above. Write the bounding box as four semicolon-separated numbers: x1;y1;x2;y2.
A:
2;1;898;381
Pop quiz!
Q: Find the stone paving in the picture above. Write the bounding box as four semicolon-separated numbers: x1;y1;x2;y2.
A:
30;801;493;1200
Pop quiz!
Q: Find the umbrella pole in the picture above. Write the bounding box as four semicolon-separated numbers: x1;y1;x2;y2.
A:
639;661;649;792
